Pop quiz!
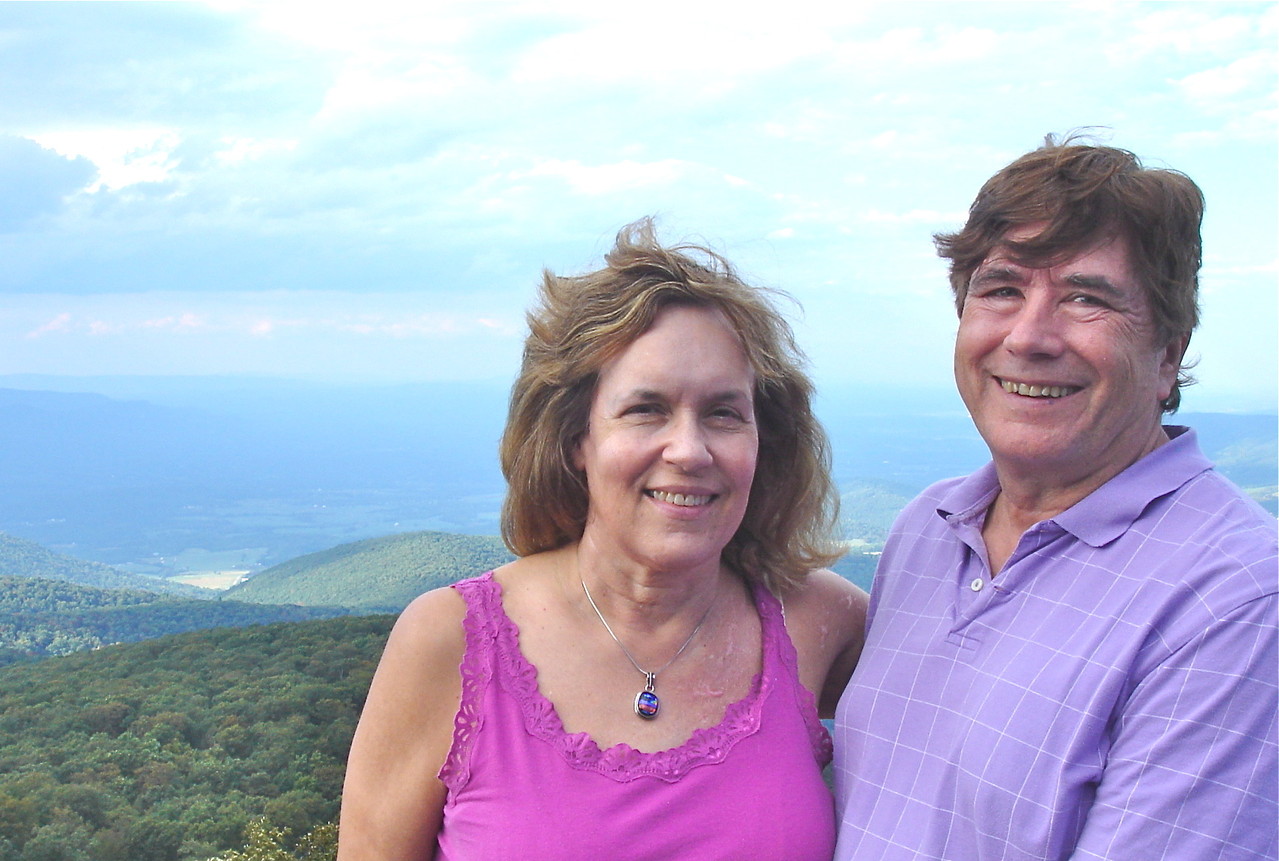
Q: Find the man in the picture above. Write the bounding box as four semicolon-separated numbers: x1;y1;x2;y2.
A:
833;139;1277;860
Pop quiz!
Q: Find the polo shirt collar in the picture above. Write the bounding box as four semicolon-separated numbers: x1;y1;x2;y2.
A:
935;426;1213;548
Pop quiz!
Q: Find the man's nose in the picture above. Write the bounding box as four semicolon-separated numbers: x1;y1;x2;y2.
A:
1004;293;1066;358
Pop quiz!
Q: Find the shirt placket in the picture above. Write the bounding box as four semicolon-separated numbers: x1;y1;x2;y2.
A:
945;512;995;649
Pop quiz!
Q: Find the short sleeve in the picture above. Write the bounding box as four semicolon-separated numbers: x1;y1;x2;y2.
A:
1072;594;1278;860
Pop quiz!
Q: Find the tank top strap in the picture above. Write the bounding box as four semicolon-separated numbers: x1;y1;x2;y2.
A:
437;571;504;791
761;585;834;766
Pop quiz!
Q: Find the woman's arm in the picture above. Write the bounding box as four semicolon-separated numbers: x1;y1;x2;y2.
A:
786;569;869;720
338;586;468;861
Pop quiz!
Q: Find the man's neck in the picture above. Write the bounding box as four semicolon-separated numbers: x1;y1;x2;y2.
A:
981;426;1171;574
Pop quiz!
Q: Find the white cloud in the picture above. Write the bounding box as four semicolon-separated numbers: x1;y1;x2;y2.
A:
1175;53;1276;105
213;0;476;53
506;3;846;88
0;2;1271;403
520;158;693;196
213;136;299;165
26;312;73;338
830;23;1000;75
859;208;967;225
9;291;525;342
86;319;121;336
1200;258;1279;288
30;127;181;191
140;313;205;332
1120;6;1255;59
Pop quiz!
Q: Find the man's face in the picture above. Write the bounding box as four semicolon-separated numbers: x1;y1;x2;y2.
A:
954;225;1184;496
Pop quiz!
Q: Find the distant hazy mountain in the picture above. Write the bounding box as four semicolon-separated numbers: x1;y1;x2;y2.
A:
840;482;915;545
0;377;1271;577
0;379;510;566
0;574;352;664
0;532;210;597
225;530;515;610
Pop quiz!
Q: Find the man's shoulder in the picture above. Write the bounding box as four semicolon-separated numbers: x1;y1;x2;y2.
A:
907;470;990;514
1158;467;1277;550
876;473;987;568
1117;467;1278;615
919;473;974;499
1151;425;1274;531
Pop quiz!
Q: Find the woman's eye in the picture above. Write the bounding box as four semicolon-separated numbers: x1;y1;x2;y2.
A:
709;407;747;424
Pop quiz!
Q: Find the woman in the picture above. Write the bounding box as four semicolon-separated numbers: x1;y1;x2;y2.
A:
339;219;867;860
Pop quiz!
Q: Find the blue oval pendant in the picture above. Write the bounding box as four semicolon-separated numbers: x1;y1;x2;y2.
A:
634;690;660;719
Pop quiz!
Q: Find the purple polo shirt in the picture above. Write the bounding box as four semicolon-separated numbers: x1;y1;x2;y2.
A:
834;427;1278;860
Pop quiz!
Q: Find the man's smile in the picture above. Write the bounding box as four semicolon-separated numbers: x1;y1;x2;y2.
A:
996;376;1081;399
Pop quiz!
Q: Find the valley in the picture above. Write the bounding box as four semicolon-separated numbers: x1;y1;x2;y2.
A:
0;377;1271;861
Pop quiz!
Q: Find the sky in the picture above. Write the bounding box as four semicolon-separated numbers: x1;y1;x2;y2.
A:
0;1;1275;412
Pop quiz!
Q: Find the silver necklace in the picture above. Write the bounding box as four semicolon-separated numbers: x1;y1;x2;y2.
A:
581;577;715;720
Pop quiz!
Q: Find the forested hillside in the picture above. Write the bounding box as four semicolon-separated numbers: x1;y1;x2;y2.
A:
0;532;208;597
839;482;912;546
0;615;392;861
0;576;353;667
226;530;513;610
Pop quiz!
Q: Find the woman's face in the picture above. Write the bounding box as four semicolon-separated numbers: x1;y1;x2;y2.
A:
574;304;759;575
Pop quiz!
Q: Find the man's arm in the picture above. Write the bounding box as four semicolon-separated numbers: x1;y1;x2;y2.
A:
1072;594;1278;860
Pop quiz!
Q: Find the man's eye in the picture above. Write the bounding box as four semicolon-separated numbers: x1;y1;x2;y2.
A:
972;285;1019;300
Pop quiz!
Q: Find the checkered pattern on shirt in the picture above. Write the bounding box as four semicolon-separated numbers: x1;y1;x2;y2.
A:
833;434;1278;861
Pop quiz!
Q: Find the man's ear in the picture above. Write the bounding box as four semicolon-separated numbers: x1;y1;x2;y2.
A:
1157;332;1191;402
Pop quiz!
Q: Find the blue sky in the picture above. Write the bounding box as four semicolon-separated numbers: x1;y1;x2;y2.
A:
1;1;1275;412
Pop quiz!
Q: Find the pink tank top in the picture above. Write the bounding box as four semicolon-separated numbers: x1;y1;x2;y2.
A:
436;572;836;860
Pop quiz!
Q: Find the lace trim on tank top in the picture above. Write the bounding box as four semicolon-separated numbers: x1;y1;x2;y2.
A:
776;599;835;766
439;571;830;788
435;575;497;792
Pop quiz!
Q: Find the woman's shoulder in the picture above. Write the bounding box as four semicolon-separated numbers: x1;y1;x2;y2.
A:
783;568;868;624
779;569;869;718
489;548;572;608
382;582;472;672
396;566;512;641
779;568;867;658
340;577;484;858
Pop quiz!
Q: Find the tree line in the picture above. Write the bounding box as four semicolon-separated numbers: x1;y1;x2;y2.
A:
0;576;352;667
0;614;392;861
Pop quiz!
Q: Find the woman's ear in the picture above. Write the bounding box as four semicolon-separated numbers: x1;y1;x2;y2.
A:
571;428;587;472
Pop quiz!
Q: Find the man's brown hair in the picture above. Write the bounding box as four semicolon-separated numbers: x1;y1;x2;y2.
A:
935;135;1204;411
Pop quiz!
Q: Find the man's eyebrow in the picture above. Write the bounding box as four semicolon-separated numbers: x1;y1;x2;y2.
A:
970;264;1128;299
970;263;1024;287
1064;273;1125;298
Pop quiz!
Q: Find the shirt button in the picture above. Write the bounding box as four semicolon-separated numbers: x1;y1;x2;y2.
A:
969;578;984;592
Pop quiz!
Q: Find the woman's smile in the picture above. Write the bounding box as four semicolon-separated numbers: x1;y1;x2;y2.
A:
575;304;759;575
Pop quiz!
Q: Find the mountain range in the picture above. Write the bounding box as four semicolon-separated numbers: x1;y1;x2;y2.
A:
1;377;1271;583
0;373;1270;861
223;530;514;610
